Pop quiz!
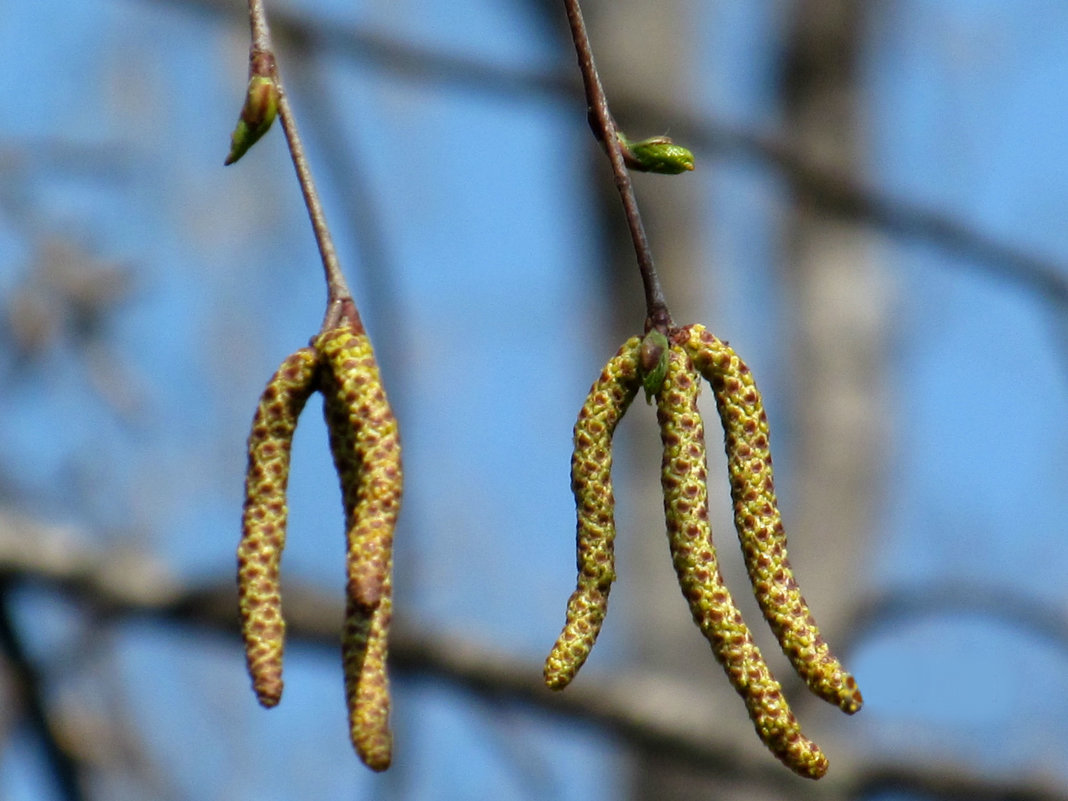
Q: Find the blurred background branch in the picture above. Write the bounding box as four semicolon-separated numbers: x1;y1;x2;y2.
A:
149;0;1068;309
1;516;1065;801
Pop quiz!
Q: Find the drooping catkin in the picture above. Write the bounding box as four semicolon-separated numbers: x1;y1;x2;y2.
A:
317;325;402;613
238;346;320;708
544;338;641;690
318;323;401;771
682;324;863;715
656;344;828;779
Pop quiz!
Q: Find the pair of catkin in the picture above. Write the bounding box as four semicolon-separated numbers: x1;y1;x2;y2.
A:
237;321;401;772
545;324;861;779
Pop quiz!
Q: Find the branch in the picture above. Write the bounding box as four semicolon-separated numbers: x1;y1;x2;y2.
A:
841;580;1068;658
146;0;1068;314
561;0;671;333
0;579;87;801
1;518;1066;801
239;0;358;333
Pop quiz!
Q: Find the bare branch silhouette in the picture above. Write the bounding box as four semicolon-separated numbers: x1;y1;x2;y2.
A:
2;515;1065;801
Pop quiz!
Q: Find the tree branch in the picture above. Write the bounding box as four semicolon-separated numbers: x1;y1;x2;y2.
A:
0;579;87;801
561;0;671;333
147;0;1068;315
241;0;358;333
1;519;1066;801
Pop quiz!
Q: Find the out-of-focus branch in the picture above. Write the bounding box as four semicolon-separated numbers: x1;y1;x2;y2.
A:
148;0;1068;310
2;516;1066;801
842;580;1068;657
0;579;87;801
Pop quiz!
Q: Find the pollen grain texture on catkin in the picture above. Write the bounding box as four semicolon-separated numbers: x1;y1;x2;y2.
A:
656;343;829;779
544;337;641;690
681;324;863;715
318;322;402;772
237;346;320;709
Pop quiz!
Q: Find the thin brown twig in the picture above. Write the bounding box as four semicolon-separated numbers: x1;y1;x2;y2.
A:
245;0;357;333
151;0;1068;319
561;0;673;334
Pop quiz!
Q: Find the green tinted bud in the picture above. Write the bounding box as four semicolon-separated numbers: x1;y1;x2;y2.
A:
225;74;280;166
621;134;695;174
639;329;670;402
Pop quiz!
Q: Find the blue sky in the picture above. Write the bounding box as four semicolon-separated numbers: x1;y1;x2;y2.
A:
2;1;1067;799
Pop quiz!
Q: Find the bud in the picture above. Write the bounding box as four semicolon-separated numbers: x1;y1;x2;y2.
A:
639;329;670;402
224;74;280;166
620;134;695;174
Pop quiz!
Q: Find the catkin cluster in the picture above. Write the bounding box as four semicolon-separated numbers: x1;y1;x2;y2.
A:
237;320;401;772
545;324;862;779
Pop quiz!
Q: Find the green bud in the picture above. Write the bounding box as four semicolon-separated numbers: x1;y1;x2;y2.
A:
621;134;695;175
639;330;670;402
225;75;280;166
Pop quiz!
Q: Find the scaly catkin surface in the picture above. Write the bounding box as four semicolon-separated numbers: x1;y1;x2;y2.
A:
657;344;828;779
238;347;320;708
682;324;862;715
318;324;400;771
318;326;402;613
544;338;641;690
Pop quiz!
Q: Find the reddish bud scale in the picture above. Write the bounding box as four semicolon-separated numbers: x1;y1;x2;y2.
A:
317;324;401;771
544;338;641;690
237;347;319;708
681;324;863;715
656;345;828;779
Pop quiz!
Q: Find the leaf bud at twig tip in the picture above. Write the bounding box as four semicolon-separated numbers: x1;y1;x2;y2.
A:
224;74;280;166
639;329;670;402
618;133;695;174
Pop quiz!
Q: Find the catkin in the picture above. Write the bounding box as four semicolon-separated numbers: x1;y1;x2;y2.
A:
318;323;401;771
544;338;641;690
657;344;828;779
682;324;863;715
237;346;319;708
317;325;402;613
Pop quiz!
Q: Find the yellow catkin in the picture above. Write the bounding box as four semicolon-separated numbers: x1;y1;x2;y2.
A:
657;343;828;779
317;325;402;613
544;338;641;690
237;346;320;708
337;556;393;772
682;324;863;715
318;323;401;771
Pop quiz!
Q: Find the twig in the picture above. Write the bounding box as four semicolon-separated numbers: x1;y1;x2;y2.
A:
245;0;359;333
561;0;672;334
153;0;1068;318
